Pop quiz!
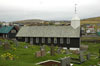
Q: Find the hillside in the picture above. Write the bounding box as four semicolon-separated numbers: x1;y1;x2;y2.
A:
14;19;45;24
81;17;100;24
82;17;100;21
13;17;100;25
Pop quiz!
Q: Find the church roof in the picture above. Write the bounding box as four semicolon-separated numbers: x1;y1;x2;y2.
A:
16;26;80;37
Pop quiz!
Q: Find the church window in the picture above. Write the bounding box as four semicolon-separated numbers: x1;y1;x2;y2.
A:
42;38;45;43
54;38;57;44
36;38;39;43
48;38;51;43
67;38;70;44
60;38;63;44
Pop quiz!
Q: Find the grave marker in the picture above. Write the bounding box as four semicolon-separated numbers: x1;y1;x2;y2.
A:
99;49;100;58
3;41;10;50
13;39;19;47
86;53;90;60
41;50;46;56
0;41;2;46
79;51;85;63
61;57;70;66
57;47;62;54
35;51;41;57
66;49;70;54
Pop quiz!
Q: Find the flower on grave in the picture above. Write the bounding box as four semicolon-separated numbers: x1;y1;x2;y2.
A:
0;52;18;60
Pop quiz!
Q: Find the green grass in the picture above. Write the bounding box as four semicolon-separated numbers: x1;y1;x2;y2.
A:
0;39;100;66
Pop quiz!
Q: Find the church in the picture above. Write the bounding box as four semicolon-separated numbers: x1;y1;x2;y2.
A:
16;12;80;49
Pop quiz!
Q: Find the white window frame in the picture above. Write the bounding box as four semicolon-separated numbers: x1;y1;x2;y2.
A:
60;38;63;44
36;37;39;43
48;38;51;43
25;37;28;42
67;38;70;44
30;37;33;44
42;38;45;43
54;38;57;44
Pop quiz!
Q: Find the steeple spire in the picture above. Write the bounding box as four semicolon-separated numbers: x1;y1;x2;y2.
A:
71;3;80;29
75;4;77;14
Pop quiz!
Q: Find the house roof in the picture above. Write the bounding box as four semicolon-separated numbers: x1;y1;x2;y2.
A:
0;26;14;33
16;26;80;37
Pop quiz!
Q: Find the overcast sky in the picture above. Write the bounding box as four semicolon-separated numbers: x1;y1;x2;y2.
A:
0;0;100;22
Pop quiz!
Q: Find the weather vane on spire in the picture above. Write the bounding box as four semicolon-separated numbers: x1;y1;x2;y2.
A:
75;4;77;14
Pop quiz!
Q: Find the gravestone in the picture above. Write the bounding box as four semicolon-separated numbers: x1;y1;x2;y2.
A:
13;39;19;47
61;57;70;66
50;44;55;56
72;50;80;54
41;50;46;56
79;51;85;63
66;49;70;54
99;49;100;58
86;53;90;60
80;45;88;51
3;41;10;50
35;51;41;57
0;41;2;46
57;47;62;54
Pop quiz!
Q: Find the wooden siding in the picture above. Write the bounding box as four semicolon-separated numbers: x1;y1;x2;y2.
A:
17;37;80;48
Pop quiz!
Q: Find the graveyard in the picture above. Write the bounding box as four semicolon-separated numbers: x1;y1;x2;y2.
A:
0;39;100;66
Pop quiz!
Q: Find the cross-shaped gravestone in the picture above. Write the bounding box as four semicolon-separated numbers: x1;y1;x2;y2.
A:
86;53;90;60
61;57;70;66
79;51;85;63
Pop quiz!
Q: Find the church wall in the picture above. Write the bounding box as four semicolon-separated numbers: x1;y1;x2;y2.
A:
16;37;80;48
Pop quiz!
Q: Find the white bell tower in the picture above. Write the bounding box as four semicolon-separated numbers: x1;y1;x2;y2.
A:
71;4;80;29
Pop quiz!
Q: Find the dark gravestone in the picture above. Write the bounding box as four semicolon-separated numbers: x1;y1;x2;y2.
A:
79;51;85;63
86;53;90;60
0;41;2;46
61;57;70;66
99;49;100;58
50;44;55;56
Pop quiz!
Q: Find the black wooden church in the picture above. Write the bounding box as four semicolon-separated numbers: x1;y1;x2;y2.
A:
16;13;80;49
